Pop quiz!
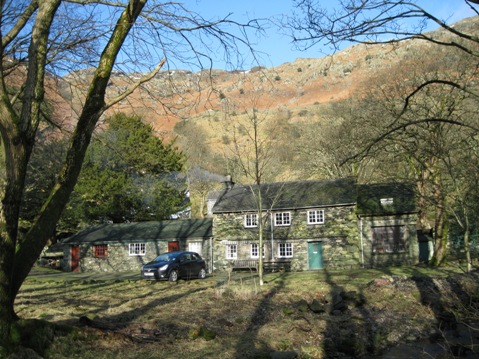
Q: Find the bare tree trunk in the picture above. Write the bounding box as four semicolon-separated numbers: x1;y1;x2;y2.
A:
416;177;430;230
257;191;264;286
431;172;448;266
463;211;472;272
0;0;60;350
0;0;147;351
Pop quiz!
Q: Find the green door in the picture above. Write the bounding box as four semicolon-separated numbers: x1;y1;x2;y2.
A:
308;241;323;270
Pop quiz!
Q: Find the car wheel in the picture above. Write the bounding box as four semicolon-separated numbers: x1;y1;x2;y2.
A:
169;270;178;282
198;268;206;279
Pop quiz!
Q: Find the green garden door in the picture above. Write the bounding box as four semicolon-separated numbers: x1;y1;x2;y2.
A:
308;241;323;270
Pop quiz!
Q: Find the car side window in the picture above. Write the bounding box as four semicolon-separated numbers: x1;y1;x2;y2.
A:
191;253;199;260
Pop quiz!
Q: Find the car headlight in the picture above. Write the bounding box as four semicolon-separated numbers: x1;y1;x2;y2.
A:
159;264;168;271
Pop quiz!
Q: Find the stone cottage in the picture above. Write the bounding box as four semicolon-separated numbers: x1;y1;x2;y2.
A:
210;177;418;271
61;218;213;273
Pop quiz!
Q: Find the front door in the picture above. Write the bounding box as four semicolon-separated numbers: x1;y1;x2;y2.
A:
71;246;80;272
308;241;323;270
168;241;180;252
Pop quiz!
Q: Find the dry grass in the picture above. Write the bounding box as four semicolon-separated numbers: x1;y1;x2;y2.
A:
13;264;479;358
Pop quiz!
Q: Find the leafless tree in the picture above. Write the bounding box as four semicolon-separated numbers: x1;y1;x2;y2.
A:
221;85;282;286
287;0;479;266
0;0;262;351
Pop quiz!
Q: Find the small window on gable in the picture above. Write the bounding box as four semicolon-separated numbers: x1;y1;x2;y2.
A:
380;198;394;206
129;243;146;256
94;244;108;258
274;212;291;226
244;213;258;228
308;210;325;224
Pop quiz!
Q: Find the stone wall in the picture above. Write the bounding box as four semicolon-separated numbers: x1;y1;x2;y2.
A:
360;214;419;267
213;205;363;271
64;238;212;273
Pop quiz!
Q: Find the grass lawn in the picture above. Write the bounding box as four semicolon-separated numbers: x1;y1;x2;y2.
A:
13;262;478;358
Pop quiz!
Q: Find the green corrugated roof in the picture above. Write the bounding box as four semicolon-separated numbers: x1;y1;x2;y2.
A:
212;177;357;213
62;218;212;245
356;182;416;215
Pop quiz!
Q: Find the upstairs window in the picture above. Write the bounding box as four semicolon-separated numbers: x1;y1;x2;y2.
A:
308;210;325;224
244;213;258;228
93;244;108;258
274;212;291;226
129;243;146;256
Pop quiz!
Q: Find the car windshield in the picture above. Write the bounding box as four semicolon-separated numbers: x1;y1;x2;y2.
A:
152;253;180;262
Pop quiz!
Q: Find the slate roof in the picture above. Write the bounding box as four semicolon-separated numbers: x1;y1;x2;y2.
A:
212;177;357;213
62;218;213;245
356;182;416;215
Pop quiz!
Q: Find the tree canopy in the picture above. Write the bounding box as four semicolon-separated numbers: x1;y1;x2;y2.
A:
63;114;186;226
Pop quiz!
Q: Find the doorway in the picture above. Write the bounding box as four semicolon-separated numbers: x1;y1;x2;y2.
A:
308;241;323;270
71;245;80;272
168;241;180;252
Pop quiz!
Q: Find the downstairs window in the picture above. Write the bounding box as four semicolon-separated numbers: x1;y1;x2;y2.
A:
93;244;108;258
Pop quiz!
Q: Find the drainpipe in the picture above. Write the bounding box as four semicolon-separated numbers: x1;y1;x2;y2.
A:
270;211;274;261
359;215;365;268
209;236;213;274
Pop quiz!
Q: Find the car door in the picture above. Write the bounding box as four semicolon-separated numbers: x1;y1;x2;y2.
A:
190;253;202;275
178;253;192;278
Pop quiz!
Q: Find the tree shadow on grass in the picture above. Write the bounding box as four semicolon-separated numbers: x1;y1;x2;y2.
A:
408;268;479;358
232;272;288;358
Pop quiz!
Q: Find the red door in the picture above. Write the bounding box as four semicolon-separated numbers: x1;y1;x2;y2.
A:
168;241;180;252
71;246;80;272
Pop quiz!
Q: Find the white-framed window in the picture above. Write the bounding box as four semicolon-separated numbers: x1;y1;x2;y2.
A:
308;210;325;224
244;213;258;228
188;241;202;255
226;243;238;259
251;243;265;258
129;243;146;256
278;243;293;258
380;198;394;206
274;212;291;226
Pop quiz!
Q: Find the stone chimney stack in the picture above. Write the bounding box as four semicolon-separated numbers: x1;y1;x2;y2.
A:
224;175;234;190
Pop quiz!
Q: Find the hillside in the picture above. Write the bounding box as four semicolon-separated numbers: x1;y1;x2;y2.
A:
54;16;479;179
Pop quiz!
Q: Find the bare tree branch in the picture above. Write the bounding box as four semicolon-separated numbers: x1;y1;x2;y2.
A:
105;58;166;109
341;118;479;166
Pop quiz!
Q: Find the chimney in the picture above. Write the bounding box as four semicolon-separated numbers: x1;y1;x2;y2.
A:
223;175;234;190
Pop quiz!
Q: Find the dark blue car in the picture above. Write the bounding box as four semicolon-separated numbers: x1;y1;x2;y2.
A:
141;251;206;282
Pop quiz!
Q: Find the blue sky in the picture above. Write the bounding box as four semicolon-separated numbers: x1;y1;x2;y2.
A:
187;0;477;69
